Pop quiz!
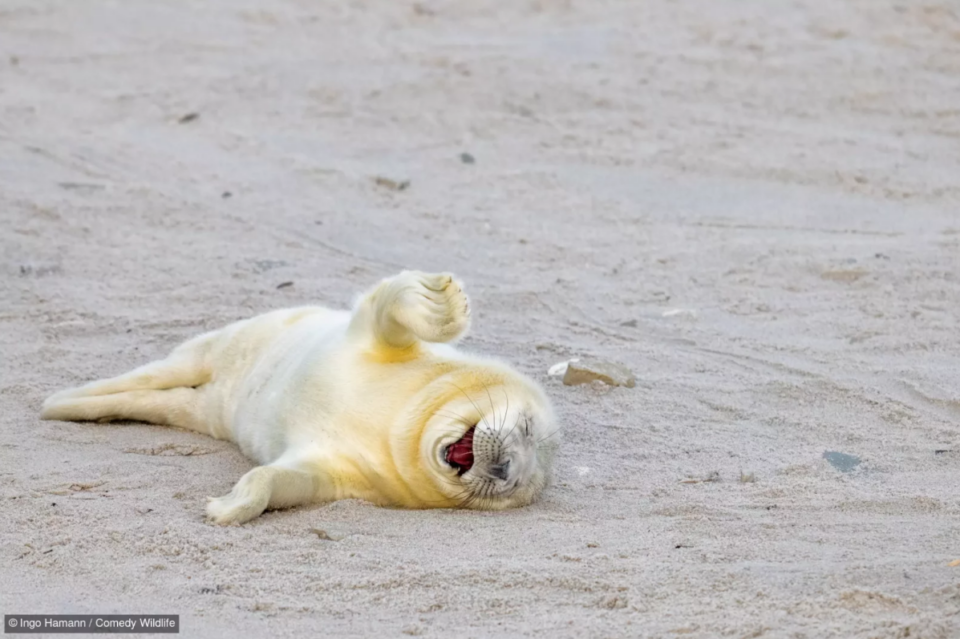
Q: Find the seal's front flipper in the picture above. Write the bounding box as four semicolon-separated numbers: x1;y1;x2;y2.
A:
205;464;323;525
349;270;471;350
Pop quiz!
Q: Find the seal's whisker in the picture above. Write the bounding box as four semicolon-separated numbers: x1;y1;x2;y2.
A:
481;381;501;434
500;385;510;437
450;383;493;433
457;491;477;509
499;413;521;447
537;427;561;445
434;409;473;426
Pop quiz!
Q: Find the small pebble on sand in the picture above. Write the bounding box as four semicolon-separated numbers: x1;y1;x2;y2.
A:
662;308;698;319
310;528;349;541
374;176;410;191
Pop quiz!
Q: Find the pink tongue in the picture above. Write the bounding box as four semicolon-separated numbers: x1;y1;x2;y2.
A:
446;427;475;471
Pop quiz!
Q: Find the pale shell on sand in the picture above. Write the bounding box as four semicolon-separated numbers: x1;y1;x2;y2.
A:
553;358;636;388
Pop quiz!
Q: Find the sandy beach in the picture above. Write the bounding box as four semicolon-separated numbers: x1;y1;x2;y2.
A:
2;1;959;636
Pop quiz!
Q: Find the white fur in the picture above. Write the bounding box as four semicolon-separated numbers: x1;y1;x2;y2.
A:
42;271;560;525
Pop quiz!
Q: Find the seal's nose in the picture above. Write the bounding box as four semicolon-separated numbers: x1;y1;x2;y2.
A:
489;460;510;481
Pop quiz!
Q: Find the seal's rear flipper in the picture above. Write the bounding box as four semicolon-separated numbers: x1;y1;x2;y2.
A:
40;329;219;433
40;387;217;436
43;329;216;406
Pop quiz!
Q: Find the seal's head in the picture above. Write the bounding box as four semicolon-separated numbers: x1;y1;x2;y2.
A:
415;371;560;509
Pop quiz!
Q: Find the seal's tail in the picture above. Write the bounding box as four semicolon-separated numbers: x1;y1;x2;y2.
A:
40;330;219;436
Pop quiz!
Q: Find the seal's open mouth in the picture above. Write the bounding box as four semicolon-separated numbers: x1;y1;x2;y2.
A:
444;426;475;475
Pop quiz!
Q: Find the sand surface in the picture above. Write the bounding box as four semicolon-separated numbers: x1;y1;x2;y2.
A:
2;1;960;637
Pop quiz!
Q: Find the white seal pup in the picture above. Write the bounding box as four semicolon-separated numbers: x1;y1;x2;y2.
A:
41;271;560;524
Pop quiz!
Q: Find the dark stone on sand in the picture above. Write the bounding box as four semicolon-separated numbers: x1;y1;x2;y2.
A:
823;451;861;472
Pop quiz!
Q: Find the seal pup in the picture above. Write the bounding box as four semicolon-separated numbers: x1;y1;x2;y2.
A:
41;271;560;524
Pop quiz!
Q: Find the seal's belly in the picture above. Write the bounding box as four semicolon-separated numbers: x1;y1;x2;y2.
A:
216;307;350;463
205;305;477;502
